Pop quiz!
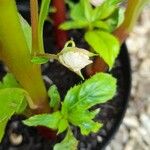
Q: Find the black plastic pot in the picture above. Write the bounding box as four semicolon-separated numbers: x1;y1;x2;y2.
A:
0;1;131;150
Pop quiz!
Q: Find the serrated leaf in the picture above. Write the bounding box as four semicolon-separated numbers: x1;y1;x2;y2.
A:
57;118;68;134
60;20;88;30
61;85;81;116
76;73;117;109
68;109;101;135
92;21;110;30
48;85;61;111
83;0;93;22
85;30;120;68
79;120;102;135
62;73;116;135
1;73;20;89
70;2;86;21
69;109;100;125
92;0;122;21
31;56;49;64
19;14;32;52
105;8;125;32
0;88;27;141
23;111;63;130
54;129;78;150
24;109;69;134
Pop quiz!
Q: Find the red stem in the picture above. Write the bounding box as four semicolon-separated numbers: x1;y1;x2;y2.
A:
52;0;68;49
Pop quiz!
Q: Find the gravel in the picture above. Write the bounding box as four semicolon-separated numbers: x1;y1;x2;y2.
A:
105;6;150;150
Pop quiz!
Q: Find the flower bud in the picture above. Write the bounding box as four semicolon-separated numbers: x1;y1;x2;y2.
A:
90;0;104;6
58;41;95;79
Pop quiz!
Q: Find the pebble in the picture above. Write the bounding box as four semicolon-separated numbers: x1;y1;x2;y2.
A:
111;140;123;150
123;116;139;128
9;133;23;146
138;127;150;145
139;59;150;77
114;125;129;144
140;114;150;135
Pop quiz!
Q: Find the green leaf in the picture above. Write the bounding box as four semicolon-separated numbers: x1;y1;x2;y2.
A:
77;73;117;108
61;85;81;116
23;111;63;130
19;14;32;52
0;118;7;141
68;109;102;135
38;0;51;51
62;73;116;135
31;56;49;64
24;111;68;134
0;88;27;141
65;0;75;9
85;30;120;68
39;0;51;34
109;0;123;5
54;129;78;150
105;8;125;32
0;73;20;89
48;85;61;111
60;20;88;30
70;2;86;21
92;21;110;30
117;8;125;27
83;0;93;22
78;120;102;135
57;118;68;134
92;0;122;21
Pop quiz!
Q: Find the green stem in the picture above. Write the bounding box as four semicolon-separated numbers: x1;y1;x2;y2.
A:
30;0;40;54
37;53;58;60
0;0;50;113
113;0;149;44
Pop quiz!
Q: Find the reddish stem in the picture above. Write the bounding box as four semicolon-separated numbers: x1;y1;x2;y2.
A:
52;0;68;49
37;126;57;141
86;57;108;77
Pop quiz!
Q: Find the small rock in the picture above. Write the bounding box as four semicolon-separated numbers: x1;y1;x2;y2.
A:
97;136;102;142
110;140;123;150
146;104;150;115
9;132;23;146
114;125;129;144
105;145;112;150
139;59;150;77
140;114;150;135
124;139;135;150
123;116;139;128
139;126;150;145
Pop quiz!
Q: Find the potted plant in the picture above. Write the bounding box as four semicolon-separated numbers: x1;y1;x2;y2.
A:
0;0;148;149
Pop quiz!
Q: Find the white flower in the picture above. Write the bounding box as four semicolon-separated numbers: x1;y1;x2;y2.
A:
58;47;94;79
90;0;105;6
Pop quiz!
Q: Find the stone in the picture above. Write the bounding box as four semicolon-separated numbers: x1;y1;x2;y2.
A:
140;114;150;135
139;59;150;77
114;125;129;144
110;140;123;150
123;116;139;128
9;133;23;146
138;126;150;146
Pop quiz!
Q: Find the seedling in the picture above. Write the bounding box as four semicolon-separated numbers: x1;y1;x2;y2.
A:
0;0;149;149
